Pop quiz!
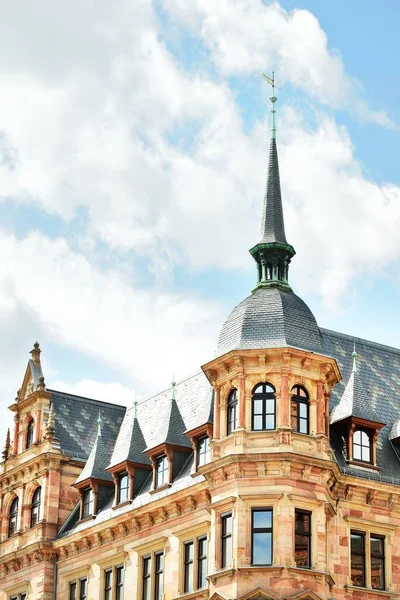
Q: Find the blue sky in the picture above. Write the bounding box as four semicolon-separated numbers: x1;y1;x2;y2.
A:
0;0;399;442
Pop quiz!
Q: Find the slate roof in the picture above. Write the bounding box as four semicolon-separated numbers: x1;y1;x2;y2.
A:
48;390;125;461
108;403;151;468
389;420;400;441
260;137;288;245
145;396;192;451
330;352;378;425
217;286;323;357
75;425;113;484
322;328;400;482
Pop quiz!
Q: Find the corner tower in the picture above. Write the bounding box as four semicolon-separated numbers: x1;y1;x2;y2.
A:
217;81;322;357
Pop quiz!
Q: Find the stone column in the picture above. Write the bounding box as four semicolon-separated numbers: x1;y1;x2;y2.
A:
280;374;290;427
316;382;325;435
13;415;19;455
34;408;41;444
213;387;221;439
238;374;246;428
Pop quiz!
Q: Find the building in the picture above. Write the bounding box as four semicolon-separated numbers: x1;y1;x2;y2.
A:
1;90;400;600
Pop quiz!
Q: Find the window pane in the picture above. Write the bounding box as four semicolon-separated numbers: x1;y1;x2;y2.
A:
265;398;275;414
371;536;384;556
371;556;384;590
295;512;310;533
70;582;77;600
222;535;232;567
351;533;364;552
295;534;310;567
222;514;232;535
361;445;370;462
253;399;263;414
252;532;272;565
253;415;263;430
299;403;307;418
265;414;275;430
353;444;362;461
351;554;365;587
299;418;308;434
361;431;369;445
253;510;272;529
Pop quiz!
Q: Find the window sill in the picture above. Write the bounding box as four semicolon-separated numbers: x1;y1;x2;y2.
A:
150;483;171;494
112;499;131;510
207;567;235;584
347;460;380;472
237;565;284;574
287;566;325;578
345;585;394;597
173;588;208;600
79;515;95;524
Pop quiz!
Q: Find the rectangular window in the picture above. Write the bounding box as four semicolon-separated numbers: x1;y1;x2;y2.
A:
184;541;194;593
351;531;366;588
197;536;207;589
197;436;210;467
294;510;311;568
115;565;124;600
370;535;385;590
142;556;151;600
82;488;93;518
154;552;164;600
69;582;77;600
79;578;88;600
10;595;26;600
117;473;129;504
221;512;233;568
251;508;272;565
156;456;168;488
104;569;112;600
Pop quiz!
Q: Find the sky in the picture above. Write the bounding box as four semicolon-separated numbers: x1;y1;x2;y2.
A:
0;0;399;444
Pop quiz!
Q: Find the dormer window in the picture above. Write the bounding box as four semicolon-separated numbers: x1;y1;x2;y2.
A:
117;472;129;504
82;488;94;518
8;497;18;537
26;419;34;449
291;385;309;434
197;436;210;468
353;429;371;463
156;455;168;488
252;383;276;431
227;389;238;435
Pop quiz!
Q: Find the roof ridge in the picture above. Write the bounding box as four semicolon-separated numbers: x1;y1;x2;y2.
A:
320;328;400;354
48;389;127;410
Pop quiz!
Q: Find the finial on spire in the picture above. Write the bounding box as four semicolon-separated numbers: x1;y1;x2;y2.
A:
30;341;41;365
134;399;138;419
352;341;358;373
46;403;55;438
97;411;102;437
263;72;281;140
171;376;176;401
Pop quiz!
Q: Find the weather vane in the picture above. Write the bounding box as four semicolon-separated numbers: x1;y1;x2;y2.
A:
262;72;281;139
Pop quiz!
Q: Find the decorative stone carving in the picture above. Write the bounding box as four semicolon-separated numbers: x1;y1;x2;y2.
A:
366;489;377;505
388;494;399;510
345;485;353;501
119;523;128;536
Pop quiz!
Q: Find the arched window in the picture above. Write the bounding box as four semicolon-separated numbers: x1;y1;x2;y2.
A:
117;472;129;504
82;488;94;518
31;487;42;527
252;383;276;431
291;385;309;434
26;419;34;449
8;497;18;537
227;389;238;435
353;429;371;463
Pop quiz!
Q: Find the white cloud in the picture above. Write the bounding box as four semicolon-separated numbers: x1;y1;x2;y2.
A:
162;0;393;128
48;379;135;408
0;0;400;448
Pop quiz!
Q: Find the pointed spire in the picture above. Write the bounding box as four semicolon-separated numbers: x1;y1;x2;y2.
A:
46;403;55;436
249;73;295;291
2;428;10;461
75;414;113;484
